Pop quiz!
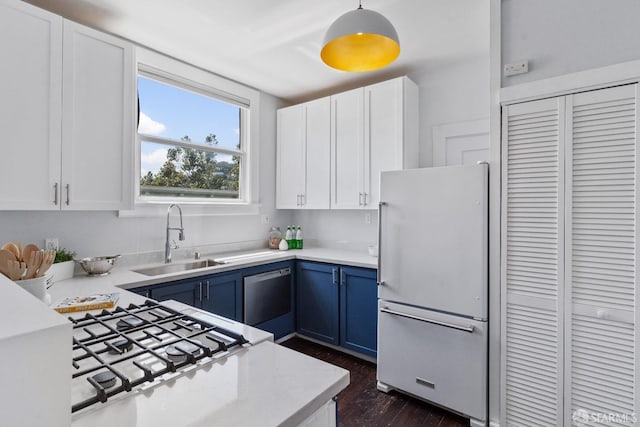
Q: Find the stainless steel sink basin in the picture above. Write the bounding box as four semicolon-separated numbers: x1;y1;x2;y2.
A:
133;259;228;276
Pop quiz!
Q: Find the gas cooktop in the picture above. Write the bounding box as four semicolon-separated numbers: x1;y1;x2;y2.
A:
69;300;250;413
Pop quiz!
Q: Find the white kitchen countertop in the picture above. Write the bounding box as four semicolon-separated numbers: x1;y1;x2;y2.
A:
49;247;377;301
3;247;362;427
71;340;349;427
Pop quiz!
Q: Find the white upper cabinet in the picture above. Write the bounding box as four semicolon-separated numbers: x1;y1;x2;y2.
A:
276;97;330;209
0;0;134;211
365;77;419;207
61;21;134;210
276;104;305;209
0;0;63;210
304;98;331;208
330;88;365;209
331;76;419;209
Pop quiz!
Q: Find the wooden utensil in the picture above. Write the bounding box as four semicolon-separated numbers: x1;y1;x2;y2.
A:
0;249;17;278
2;243;20;261
17;242;23;262
22;244;39;267
37;250;56;278
25;251;42;279
7;260;26;281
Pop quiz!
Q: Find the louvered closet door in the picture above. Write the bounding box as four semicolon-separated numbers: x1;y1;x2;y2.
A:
566;84;638;425
502;97;565;426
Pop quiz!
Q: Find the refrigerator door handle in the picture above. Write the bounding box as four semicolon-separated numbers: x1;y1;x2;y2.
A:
377;201;385;286
380;307;475;333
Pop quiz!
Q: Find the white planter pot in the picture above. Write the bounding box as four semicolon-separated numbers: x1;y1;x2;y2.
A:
48;261;75;282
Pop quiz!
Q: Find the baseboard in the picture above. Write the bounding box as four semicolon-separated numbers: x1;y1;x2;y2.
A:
288;333;377;364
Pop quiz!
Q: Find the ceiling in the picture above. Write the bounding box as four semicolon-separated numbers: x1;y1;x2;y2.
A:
24;0;489;103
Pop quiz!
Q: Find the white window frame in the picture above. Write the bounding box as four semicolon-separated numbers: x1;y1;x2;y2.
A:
121;47;261;217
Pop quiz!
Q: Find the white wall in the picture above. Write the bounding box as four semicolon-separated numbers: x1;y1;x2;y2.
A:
0;92;293;259
501;0;640;87
410;55;490;167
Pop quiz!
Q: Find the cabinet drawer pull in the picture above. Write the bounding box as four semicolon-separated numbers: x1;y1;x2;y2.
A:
380;307;475;333
53;183;58;206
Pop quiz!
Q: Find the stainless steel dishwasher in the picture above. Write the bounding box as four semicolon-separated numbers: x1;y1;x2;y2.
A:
243;267;292;326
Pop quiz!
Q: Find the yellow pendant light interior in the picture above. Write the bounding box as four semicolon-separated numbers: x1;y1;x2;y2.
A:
321;2;400;72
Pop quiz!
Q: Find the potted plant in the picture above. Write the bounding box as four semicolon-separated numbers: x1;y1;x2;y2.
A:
48;248;76;282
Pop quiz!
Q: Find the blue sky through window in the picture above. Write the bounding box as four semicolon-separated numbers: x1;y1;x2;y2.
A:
138;76;240;175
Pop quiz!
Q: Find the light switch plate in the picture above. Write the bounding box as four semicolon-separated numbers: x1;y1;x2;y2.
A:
45;238;59;251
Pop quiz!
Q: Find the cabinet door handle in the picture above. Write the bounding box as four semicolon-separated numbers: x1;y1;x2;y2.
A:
358;192;363;206
206;280;210;301
145;290;151;299
53;183;58;206
340;269;345;286
332;268;338;285
198;282;203;302
363;192;368;206
65;184;70;206
301;194;305;206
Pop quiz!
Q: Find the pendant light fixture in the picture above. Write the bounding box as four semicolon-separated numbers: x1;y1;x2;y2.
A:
321;1;400;72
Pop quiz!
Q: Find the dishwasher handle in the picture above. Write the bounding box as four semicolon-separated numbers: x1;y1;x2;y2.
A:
245;267;291;283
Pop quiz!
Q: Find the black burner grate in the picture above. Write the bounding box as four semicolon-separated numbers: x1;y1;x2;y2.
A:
70;300;249;413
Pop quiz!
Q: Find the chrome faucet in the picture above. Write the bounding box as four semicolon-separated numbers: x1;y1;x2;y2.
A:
165;204;185;263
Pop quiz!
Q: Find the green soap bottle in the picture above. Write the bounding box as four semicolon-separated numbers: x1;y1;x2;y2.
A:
295;226;303;249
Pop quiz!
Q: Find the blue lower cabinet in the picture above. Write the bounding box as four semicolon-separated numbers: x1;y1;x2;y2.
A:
151;279;200;307
296;261;340;346
201;271;242;321
296;261;378;358
129;286;151;299
339;266;378;358
146;272;242;321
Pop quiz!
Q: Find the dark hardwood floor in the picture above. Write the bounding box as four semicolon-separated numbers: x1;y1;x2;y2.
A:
281;337;469;427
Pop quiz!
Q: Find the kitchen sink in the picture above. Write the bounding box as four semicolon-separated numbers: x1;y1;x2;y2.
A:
133;259;228;276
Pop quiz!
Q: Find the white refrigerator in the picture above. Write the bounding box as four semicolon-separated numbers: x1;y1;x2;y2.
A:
376;163;488;427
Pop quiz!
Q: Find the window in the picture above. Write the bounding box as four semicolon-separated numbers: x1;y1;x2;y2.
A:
137;72;248;202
